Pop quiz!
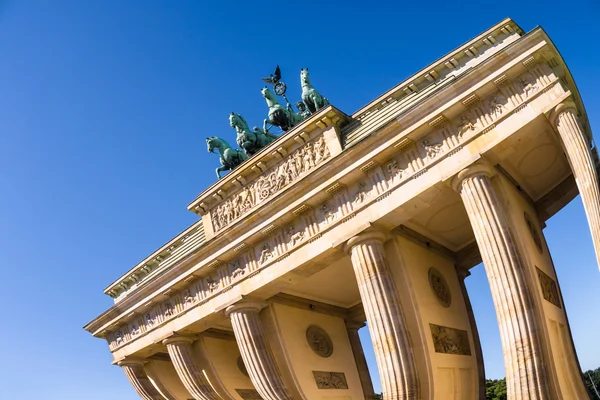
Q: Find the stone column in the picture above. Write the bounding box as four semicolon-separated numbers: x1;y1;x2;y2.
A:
456;266;486;400
118;359;166;400
162;336;225;400
225;302;293;400
344;231;419;400
551;101;600;269
452;163;550;399
346;321;376;400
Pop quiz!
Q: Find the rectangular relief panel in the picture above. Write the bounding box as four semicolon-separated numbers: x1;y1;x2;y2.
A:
430;324;472;355
312;371;349;389
536;267;561;308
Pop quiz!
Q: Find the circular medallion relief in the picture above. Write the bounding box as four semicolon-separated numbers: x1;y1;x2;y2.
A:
306;325;333;358
524;212;543;254
237;356;249;377
428;268;451;308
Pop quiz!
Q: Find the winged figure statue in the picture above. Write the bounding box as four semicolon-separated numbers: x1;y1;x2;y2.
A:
262;65;282;85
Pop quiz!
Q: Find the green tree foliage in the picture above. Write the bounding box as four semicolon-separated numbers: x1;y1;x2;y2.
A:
584;367;600;400
485;378;507;400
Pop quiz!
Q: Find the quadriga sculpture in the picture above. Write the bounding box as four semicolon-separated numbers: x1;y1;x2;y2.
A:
229;112;278;156
206;136;248;179
261;86;304;133
300;68;329;114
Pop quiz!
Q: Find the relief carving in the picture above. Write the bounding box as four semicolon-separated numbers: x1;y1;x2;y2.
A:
235;389;263;400
422;139;444;159
130;322;140;337
206;275;220;292
312;371;348;389
306;325;333;358
456;115;477;137
286;225;305;246
163;301;175;318
519;75;538;98
258;243;274;265
320;202;337;224
183;289;195;305
428;268;451;308
536;267;561;308
211;136;330;232
230;259;246;278
353;181;371;205
488;94;507;119
145;312;155;327
430;324;471;355
386;159;404;183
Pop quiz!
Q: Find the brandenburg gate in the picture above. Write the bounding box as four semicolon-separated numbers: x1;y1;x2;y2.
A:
85;18;600;399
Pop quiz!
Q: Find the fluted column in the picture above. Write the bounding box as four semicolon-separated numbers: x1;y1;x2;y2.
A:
551;101;600;269
162;336;225;400
118;359;166;400
344;231;419;400
225;302;293;400
456;266;486;400
346;321;376;400
452;163;550;399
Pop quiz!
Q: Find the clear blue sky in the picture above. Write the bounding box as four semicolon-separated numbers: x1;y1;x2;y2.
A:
0;1;599;398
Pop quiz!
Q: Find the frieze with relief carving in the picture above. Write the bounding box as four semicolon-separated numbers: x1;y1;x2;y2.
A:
211;136;330;232
107;62;562;351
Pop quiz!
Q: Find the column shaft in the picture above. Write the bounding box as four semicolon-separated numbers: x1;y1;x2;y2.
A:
346;322;377;399
554;106;600;268
119;361;166;400
455;167;550;399
163;336;224;400
346;232;419;400
226;303;293;400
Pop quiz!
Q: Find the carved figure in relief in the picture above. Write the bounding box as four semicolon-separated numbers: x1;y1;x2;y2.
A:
115;330;124;345
457;115;477;137
313;136;329;164
206;276;220;292
519;76;538;98
230;260;245;278
353;182;370;205
164;302;174;317
259;243;273;265
313;372;348;389
422;139;444;159
183;289;194;305
287;225;305;246
488;95;506;119
302;142;316;170
386;159;404;183
131;323;140;337
145;313;155;327
320;203;336;224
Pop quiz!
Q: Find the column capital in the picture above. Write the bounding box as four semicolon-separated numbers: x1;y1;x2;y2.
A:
162;334;194;346
549;100;578;128
451;162;496;193
117;357;146;367
343;230;388;253
225;300;267;316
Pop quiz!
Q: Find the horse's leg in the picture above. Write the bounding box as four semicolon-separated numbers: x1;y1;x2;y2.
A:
216;166;228;179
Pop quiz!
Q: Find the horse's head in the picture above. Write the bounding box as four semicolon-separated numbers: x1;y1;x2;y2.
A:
301;68;311;86
206;137;217;153
229;112;239;128
261;86;278;103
